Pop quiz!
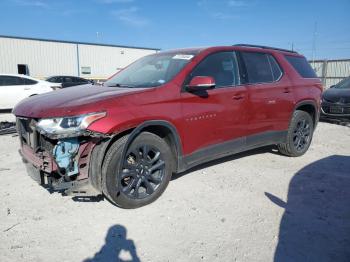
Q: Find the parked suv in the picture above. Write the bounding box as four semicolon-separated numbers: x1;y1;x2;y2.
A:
13;45;322;208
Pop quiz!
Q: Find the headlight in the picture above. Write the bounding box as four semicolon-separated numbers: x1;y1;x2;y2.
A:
36;112;106;137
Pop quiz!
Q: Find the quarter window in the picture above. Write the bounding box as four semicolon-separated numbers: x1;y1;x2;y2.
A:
23;78;37;85
285;55;317;78
187;52;240;88
241;52;282;84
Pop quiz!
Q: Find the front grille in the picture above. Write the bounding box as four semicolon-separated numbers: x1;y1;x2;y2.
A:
322;105;350;115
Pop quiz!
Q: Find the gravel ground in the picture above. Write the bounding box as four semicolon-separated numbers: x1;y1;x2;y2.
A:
0;120;349;262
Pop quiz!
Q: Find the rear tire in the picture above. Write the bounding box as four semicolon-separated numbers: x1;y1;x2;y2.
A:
278;110;314;157
102;132;173;209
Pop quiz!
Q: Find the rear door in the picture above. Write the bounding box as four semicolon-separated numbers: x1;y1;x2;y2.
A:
181;51;248;156
239;51;295;138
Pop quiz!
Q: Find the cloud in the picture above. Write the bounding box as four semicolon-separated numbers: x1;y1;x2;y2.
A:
12;0;49;8
99;0;134;3
197;0;208;7
197;0;241;20
227;0;248;7
111;7;150;27
211;12;239;20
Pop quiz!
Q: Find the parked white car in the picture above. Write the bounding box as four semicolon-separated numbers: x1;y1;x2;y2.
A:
0;74;58;110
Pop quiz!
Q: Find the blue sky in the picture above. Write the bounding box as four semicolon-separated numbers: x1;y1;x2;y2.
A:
1;0;349;59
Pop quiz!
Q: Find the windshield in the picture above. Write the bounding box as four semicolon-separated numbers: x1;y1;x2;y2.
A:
105;53;196;88
334;77;350;89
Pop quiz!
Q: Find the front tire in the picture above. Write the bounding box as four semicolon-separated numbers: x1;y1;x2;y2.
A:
102;132;173;208
278;110;314;157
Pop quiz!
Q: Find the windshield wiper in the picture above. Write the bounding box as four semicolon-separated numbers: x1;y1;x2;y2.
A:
106;83;135;88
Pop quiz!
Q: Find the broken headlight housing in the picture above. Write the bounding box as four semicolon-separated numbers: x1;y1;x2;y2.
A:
36;112;106;138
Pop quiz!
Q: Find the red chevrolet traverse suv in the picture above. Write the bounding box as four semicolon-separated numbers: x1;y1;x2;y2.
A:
13;44;323;208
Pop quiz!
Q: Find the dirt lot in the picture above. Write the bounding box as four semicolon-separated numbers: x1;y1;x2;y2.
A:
0;120;349;262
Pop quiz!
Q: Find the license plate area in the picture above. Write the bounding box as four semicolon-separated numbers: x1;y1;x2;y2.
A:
329;106;344;114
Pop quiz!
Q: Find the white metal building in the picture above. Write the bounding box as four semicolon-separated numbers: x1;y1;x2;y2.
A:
310;59;350;88
0;35;159;80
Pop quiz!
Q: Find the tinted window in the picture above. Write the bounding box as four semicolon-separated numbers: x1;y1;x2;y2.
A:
0;76;5;86
65;77;73;82
285;55;317;78
75;77;88;83
0;76;24;86
47;77;58;83
268;55;283;81
23;78;37;85
187;52;240;88
334;77;350;89
106;53;196;88
241;52;282;84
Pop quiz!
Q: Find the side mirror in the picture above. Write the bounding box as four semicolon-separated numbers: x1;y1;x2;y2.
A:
330;85;335;88
186;76;215;92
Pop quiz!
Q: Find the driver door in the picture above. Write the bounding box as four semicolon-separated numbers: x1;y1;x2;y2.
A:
180;51;248;157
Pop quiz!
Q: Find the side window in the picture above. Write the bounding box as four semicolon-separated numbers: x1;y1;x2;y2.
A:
268;54;283;81
1;76;24;86
0;76;5;86
285;55;317;78
241;52;283;84
75;77;88;83
23;78;37;85
187;52;240;88
65;77;73;82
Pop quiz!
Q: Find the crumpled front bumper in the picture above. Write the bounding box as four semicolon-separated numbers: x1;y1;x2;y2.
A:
18;134;100;196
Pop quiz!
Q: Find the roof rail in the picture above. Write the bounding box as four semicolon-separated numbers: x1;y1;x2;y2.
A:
234;44;298;54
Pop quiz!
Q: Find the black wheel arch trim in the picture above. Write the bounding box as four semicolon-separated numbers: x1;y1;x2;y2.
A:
119;120;184;174
89;120;184;192
293;99;319;127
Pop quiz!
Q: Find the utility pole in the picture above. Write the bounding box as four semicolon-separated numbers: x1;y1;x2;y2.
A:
311;22;318;65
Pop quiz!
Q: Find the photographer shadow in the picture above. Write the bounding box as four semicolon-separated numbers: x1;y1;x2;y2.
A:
266;155;350;262
84;224;140;262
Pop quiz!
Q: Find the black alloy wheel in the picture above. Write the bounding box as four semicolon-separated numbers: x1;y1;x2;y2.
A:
102;132;173;208
278;110;314;157
292;119;311;152
120;145;166;199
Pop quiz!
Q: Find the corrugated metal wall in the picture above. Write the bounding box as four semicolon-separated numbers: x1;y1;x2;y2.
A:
0;36;158;79
78;44;156;79
310;59;350;88
0;37;77;78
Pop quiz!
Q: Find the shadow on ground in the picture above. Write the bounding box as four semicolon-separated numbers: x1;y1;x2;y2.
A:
84;224;141;262
266;155;350;262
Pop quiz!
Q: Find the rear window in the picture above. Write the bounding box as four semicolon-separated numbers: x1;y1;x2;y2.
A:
241;52;282;84
285;55;317;78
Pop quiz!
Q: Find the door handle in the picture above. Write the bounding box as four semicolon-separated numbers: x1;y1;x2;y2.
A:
232;94;245;100
24;87;30;90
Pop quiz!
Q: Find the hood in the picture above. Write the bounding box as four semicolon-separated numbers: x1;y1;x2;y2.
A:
322;88;350;104
13;84;148;118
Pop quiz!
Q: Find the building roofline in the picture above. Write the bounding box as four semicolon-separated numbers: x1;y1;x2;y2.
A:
309;59;350;63
0;34;161;51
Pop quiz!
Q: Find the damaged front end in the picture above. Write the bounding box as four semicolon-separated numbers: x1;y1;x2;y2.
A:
16;113;107;196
